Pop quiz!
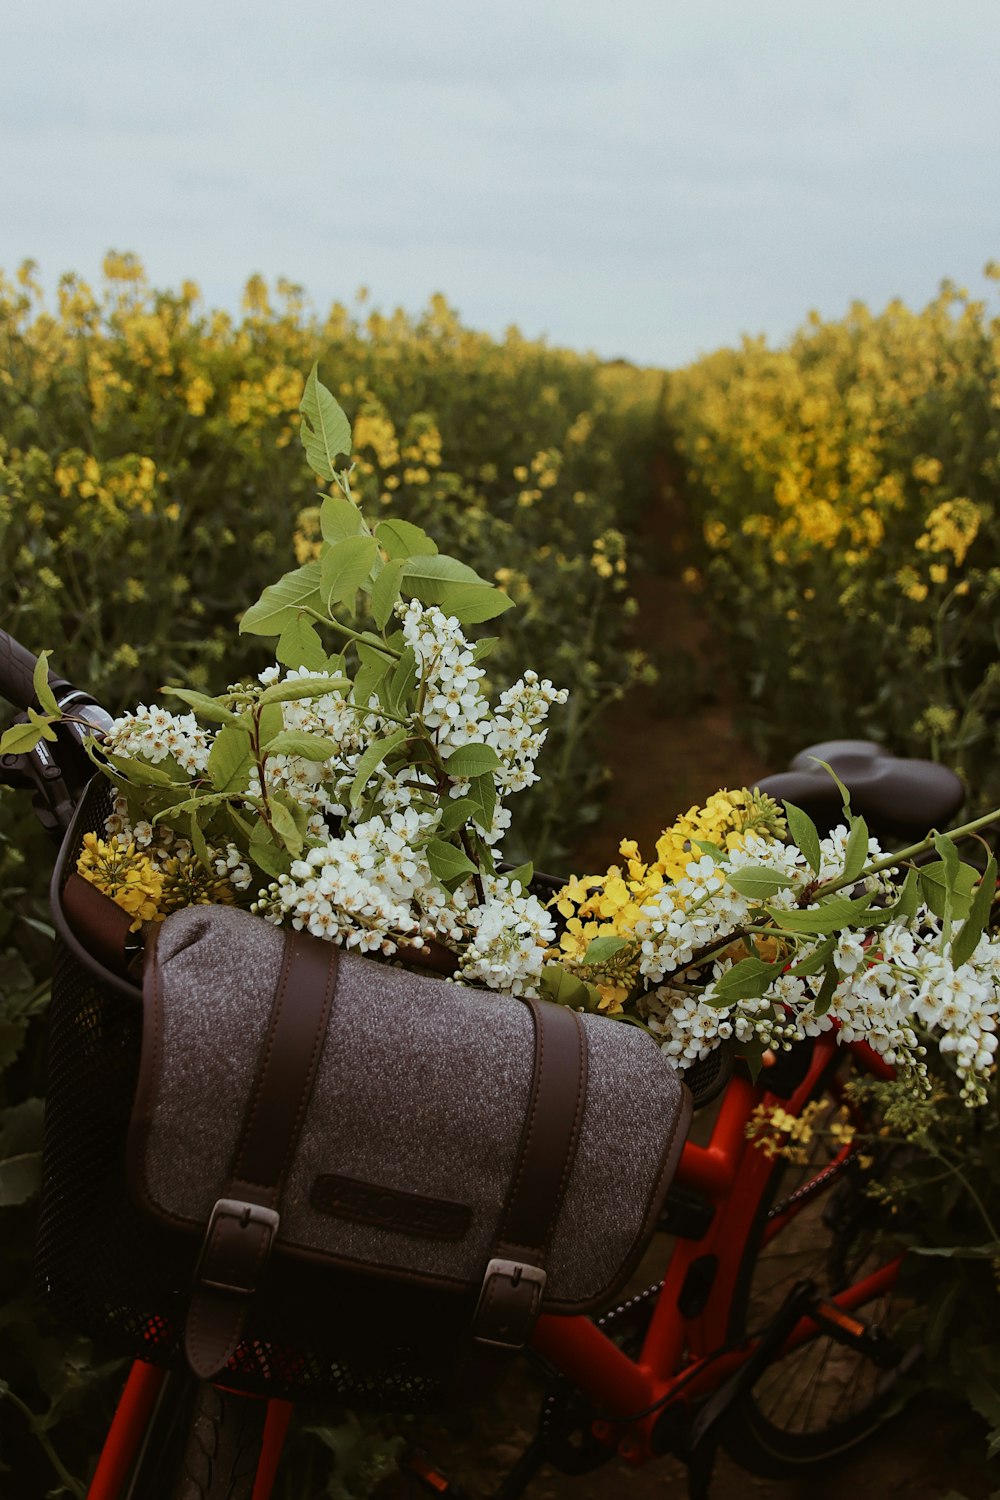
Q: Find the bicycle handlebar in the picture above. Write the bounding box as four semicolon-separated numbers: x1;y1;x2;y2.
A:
0;628;71;714
0;627;114;828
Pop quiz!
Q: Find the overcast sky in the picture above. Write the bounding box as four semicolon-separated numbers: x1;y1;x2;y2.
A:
2;1;998;366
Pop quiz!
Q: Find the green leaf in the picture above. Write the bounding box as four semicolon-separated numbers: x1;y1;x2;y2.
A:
0;1150;42;1206
922;1278;963;1361
400;553;488;606
239;561;323;637
842;816;870;883
951;854;997;969
465;772;497;835
227;802;255;844
255;702;281;754
259;673;350;704
249;817;291;878
811;959;839;1017
692;839;726;862
438;796;476;835
726;867;795;900
349;726;410;808
269;796;305;856
276;616;328;673
788;935;836;977
809;756;852;819
320;493;368;543
376;519;438;560
472;636;499;662
539;962;603;1012
583;935;628;965
504;861;533;895
32;650;61;717
437;582;516;625
263;730;339;762
188;810;213;874
299;364;352;480
101;748;186;787
0;720;46;755
783;801;823;875
884;865;920;924
371;556;408;631
28;705;58;741
919;859;978;923
321;535;379;608
425;838;479;887
384;645;418;717
708;956;786;1005
353;651;394;714
155;790;236;820
766;893;875;935
0;1098;44;1207
933;831;962;884
443;742;501;779
162;687;242;724
207;724;253;793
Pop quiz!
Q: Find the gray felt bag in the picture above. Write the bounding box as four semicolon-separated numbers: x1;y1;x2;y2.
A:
126;903;692;1383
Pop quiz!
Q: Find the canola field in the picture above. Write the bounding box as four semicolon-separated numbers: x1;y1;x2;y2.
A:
666;265;1000;810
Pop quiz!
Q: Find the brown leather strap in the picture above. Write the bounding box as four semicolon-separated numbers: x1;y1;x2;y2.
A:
473;997;588;1348
61;872;135;975
185;929;339;1379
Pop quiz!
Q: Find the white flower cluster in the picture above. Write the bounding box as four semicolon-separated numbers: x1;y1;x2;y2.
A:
458;877;557;996
633;832;815;985
105;705;210;776
399;600;568;812
98;603;571;1001
257;807;439;953
636;827;999;1103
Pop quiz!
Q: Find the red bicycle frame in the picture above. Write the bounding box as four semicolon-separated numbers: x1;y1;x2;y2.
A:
87;1031;900;1498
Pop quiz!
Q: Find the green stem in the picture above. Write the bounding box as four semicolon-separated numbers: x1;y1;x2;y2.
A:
0;1388;85;1500
416;723;487;905
250;705;275;835
299;606;401;660
816;807;1000;899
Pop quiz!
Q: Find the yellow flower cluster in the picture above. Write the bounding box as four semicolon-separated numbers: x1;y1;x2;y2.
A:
1;254;663;860
76;832;238;928
76;833;164;930
665;262;1000;809
747;1099;854;1164
915;497;981;568
552;789;786;1013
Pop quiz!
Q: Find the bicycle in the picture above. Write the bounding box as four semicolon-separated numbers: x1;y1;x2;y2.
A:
0;626;971;1500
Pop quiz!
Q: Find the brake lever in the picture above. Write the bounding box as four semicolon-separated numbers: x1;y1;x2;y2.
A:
1;694;113;836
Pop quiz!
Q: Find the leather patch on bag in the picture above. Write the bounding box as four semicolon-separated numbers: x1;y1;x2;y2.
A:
310;1173;472;1241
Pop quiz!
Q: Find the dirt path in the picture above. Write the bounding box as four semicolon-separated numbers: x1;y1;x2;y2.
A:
568;459;768;872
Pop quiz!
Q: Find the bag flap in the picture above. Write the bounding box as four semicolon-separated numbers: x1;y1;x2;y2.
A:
128;905;691;1312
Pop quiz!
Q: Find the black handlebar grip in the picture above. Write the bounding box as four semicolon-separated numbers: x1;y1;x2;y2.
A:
0;629;76;713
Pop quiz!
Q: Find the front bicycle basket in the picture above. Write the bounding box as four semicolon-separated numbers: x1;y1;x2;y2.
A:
37;778;472;1407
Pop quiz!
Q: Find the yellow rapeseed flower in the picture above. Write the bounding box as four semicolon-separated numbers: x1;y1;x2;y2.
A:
77;833;164;930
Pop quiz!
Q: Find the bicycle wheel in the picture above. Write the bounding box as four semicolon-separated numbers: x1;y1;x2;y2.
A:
722;1054;913;1476
164;1383;267;1500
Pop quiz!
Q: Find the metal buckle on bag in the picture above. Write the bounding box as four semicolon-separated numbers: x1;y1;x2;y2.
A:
472;1257;547;1349
195;1198;280;1297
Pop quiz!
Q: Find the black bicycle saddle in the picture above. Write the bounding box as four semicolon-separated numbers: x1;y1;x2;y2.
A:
755;739;965;842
